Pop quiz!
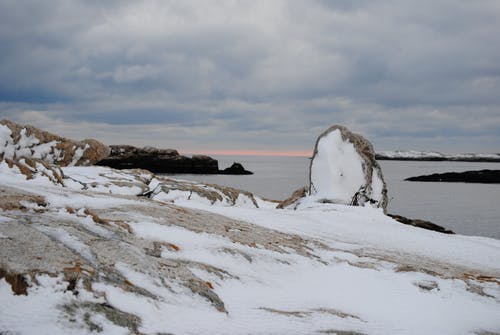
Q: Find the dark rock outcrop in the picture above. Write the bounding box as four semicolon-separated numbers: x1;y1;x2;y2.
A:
96;145;219;174
405;170;500;184
388;214;455;234
96;145;253;175
220;162;253;175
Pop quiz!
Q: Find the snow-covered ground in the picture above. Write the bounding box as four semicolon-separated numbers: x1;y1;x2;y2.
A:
1;164;500;335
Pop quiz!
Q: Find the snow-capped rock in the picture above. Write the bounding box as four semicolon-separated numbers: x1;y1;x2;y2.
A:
280;125;387;211
308;125;387;211
0;120;109;166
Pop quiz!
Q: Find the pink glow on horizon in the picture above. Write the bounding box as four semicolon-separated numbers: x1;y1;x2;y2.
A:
182;149;312;157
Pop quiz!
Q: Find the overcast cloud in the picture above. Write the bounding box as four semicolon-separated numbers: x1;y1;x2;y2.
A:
1;0;499;153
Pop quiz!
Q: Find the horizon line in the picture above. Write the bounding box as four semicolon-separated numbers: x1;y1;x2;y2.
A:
182;150;313;157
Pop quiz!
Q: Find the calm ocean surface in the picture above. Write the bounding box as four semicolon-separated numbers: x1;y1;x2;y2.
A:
164;155;500;239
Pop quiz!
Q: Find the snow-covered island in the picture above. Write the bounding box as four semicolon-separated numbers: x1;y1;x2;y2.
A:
1;121;499;335
376;150;500;162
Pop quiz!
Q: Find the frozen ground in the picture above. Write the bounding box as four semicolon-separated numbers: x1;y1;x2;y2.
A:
1;164;499;335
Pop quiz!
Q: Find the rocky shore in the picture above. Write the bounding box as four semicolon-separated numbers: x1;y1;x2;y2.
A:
1;120;499;334
0;120;252;175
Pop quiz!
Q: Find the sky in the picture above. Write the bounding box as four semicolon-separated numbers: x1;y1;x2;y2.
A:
0;0;499;155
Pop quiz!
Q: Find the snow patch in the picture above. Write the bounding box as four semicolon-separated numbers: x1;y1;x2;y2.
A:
310;129;365;203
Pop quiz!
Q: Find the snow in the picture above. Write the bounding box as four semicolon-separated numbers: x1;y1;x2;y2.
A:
103;217;500;334
378;150;445;159
34;225;95;263
0;126;60;163
152;188;214;206
148;177;269;208
0;275;127;335
69;144;88;166
370;169;384;203
310;129;365;203
0;124;15;159
0;123;96;165
0;159;58;186
308;128;386;209
1;163;500;334
176;201;500;273
62;166;149;196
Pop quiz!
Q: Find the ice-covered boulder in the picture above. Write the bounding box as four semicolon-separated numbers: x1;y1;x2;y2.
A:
0;119;109;166
308;125;388;211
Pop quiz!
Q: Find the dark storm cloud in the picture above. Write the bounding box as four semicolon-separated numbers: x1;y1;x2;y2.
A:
0;0;499;152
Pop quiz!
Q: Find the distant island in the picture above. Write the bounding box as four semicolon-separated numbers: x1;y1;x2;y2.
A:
376;150;500;162
405;169;500;184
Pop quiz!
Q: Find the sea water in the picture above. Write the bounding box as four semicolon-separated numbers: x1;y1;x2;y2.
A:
163;156;500;239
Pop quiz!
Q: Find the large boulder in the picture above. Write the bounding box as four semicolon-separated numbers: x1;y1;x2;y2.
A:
278;125;388;212
0;120;109;166
308;125;388;211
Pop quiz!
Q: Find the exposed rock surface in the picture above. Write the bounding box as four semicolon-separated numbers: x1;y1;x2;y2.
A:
388;214;455;234
405;169;500;184
0;120;109;166
276;187;307;209
220;162;253;175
